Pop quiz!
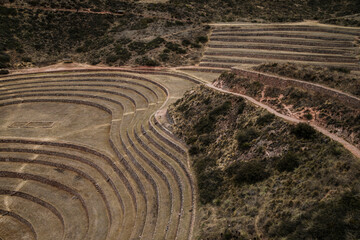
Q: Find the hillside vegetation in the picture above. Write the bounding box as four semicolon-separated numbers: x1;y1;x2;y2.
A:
215;70;360;149
4;0;360;23
254;63;360;97
169;85;360;239
1;0;360;70
0;5;209;69
322;13;360;27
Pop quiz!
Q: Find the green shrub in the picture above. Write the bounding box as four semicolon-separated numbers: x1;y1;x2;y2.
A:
21;57;32;62
128;41;147;54
0;53;10;63
130;18;154;30
114;46;131;62
329;66;351;74
196;36;208;43
165;20;184;27
209;101;231;117
198;134;212;146
227;160;269;185
265;87;281;98
291;123;316;139
135;56;160;66
237;100;246;114
236;127;259;150
181;39;191;46
106;54;119;63
194;157;216;173
247;81;264;96
304;113;313;120
176;103;188;112
147;37;165;50
90;58;101;65
191;43;201;48
197;168;223;204
165;42;186;54
256;113;275;126
116;38;132;45
186;136;197;145
275;152;300;172
159;52;169;62
194;157;223;204
194;116;215;134
189;146;199;155
0;6;16;16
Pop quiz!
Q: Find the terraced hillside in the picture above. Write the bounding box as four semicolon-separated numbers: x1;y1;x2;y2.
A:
200;23;360;71
0;69;197;240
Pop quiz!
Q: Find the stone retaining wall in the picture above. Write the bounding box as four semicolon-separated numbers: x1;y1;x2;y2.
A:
205;51;358;63
210;37;355;47
212;27;360;36
207;44;350;55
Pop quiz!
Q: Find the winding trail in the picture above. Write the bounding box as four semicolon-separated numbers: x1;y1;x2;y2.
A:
211;84;360;158
172;69;360;159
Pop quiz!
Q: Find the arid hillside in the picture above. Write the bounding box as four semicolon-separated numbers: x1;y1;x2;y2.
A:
1;0;360;70
169;85;360;239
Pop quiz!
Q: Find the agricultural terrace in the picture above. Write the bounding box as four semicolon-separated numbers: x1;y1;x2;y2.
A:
198;22;360;71
0;69;197;240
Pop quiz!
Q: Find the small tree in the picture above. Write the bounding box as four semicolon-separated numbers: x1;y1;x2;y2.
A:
291;123;316;139
275;152;300;172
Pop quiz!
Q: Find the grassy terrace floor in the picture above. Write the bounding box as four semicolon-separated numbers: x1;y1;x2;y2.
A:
0;69;197;240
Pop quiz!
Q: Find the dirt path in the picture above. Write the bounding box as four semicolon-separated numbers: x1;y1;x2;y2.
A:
171;69;360;159
208;84;360;159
